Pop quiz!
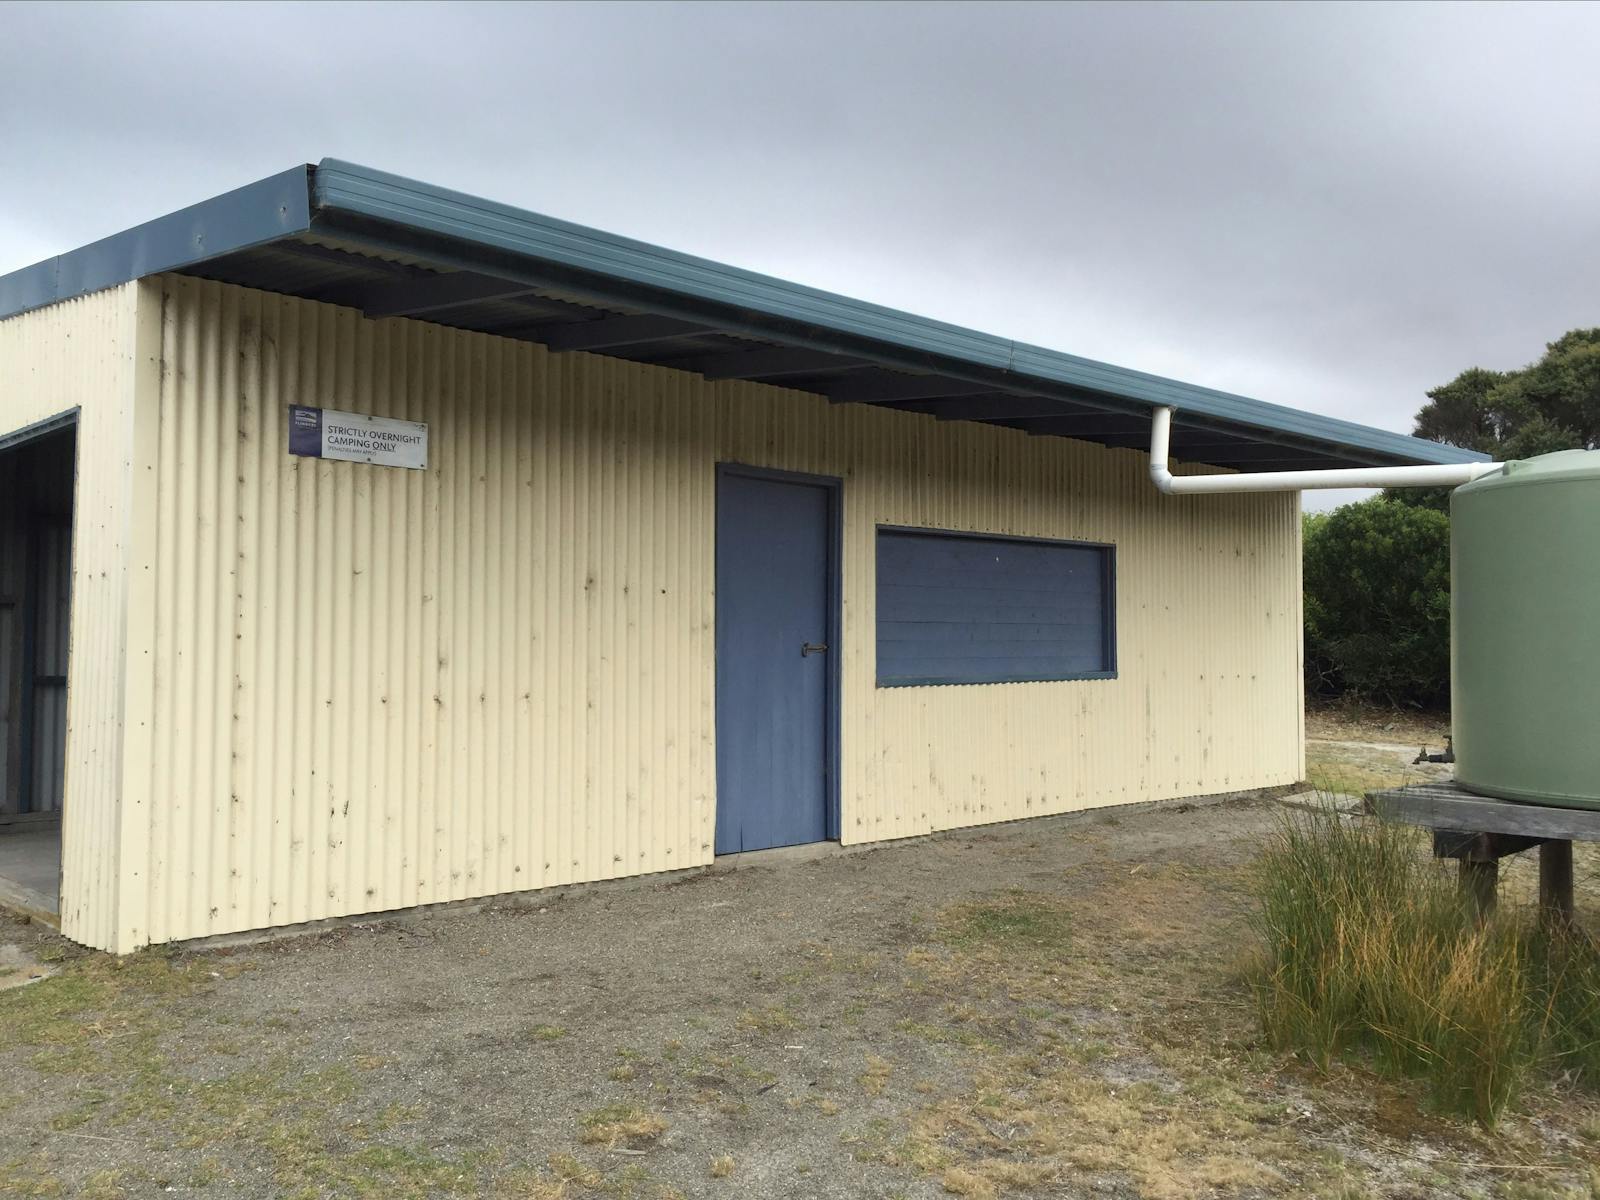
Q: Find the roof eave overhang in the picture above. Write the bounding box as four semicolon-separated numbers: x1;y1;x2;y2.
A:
0;159;1489;471
307;159;1486;469
0;165;313;319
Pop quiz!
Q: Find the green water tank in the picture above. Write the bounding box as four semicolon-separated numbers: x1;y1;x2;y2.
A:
1452;449;1600;809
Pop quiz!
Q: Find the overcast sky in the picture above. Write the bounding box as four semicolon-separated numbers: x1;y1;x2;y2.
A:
3;1;1596;509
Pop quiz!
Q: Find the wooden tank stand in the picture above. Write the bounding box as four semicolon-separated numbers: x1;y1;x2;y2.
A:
1367;783;1597;929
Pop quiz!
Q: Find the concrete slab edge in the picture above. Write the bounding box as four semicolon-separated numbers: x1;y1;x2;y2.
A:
0;877;61;928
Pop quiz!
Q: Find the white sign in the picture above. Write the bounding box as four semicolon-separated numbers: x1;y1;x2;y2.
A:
288;405;428;470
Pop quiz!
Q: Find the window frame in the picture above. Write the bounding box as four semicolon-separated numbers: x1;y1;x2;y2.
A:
873;524;1118;688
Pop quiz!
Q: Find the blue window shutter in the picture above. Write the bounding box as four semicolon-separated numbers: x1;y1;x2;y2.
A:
875;528;1115;687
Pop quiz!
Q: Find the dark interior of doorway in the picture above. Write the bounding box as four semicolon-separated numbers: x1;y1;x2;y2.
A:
0;424;74;917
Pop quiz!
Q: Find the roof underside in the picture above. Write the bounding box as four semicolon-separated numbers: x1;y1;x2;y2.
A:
0;159;1487;474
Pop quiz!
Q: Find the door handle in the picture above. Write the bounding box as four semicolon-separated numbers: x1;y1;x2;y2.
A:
801;642;828;656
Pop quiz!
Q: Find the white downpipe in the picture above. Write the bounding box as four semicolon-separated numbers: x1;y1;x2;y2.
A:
1148;406;1502;494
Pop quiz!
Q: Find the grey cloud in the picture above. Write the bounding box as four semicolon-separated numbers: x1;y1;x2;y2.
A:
2;1;1596;508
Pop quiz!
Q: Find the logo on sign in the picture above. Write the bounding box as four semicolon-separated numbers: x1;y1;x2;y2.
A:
287;405;428;470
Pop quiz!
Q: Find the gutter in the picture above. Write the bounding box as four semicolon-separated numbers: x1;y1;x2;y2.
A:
1148;407;1503;494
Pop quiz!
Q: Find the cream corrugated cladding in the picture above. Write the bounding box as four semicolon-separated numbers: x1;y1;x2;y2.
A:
0;282;161;951
3;275;1303;950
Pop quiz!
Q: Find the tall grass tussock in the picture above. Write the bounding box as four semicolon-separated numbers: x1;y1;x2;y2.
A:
1251;801;1600;1125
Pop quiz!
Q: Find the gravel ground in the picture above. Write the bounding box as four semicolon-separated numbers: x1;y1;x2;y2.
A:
2;788;1597;1200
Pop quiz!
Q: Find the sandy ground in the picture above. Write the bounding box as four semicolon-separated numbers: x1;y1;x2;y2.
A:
2;789;1598;1200
1305;703;1456;797
1305;702;1451;749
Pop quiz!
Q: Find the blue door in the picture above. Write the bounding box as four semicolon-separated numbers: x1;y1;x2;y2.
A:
715;469;835;853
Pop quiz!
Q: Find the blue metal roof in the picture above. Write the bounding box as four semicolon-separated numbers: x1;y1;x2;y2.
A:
0;158;1487;472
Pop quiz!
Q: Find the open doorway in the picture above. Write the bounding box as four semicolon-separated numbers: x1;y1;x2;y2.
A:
0;419;75;919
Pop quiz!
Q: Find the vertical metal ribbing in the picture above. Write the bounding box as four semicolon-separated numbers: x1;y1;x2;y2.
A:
134;275;1301;945
0;284;147;949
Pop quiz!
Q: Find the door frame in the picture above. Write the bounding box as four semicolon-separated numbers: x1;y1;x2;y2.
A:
0;408;77;923
2;408;79;823
714;462;844;844
0;407;79;456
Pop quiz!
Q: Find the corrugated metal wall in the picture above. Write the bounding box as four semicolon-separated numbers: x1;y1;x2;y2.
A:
128;274;1302;947
30;521;74;813
0;453;19;811
0;283;149;950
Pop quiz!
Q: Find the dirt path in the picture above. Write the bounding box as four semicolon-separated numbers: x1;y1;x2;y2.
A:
2;796;1597;1199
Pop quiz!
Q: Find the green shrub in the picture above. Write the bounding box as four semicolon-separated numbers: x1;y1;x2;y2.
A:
1303;499;1451;708
1251;803;1599;1125
1308;330;1599;707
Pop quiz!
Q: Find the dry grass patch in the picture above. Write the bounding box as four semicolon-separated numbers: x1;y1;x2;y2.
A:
490;1152;614;1199
858;1053;894;1096
791;1094;840;1116
707;1154;734;1178
899;1061;1294;1200
491;1171;577;1199
0;1154;63;1197
941;1164;995;1197
868;860;1381;1198
942;1159;1057;1198
734;1004;795;1033
578;1104;667;1150
77;1170;127;1200
547;1152;602;1188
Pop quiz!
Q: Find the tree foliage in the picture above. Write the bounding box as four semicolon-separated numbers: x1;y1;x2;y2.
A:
1417;329;1600;455
1303;499;1451;707
1307;330;1597;710
1392;329;1600;510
